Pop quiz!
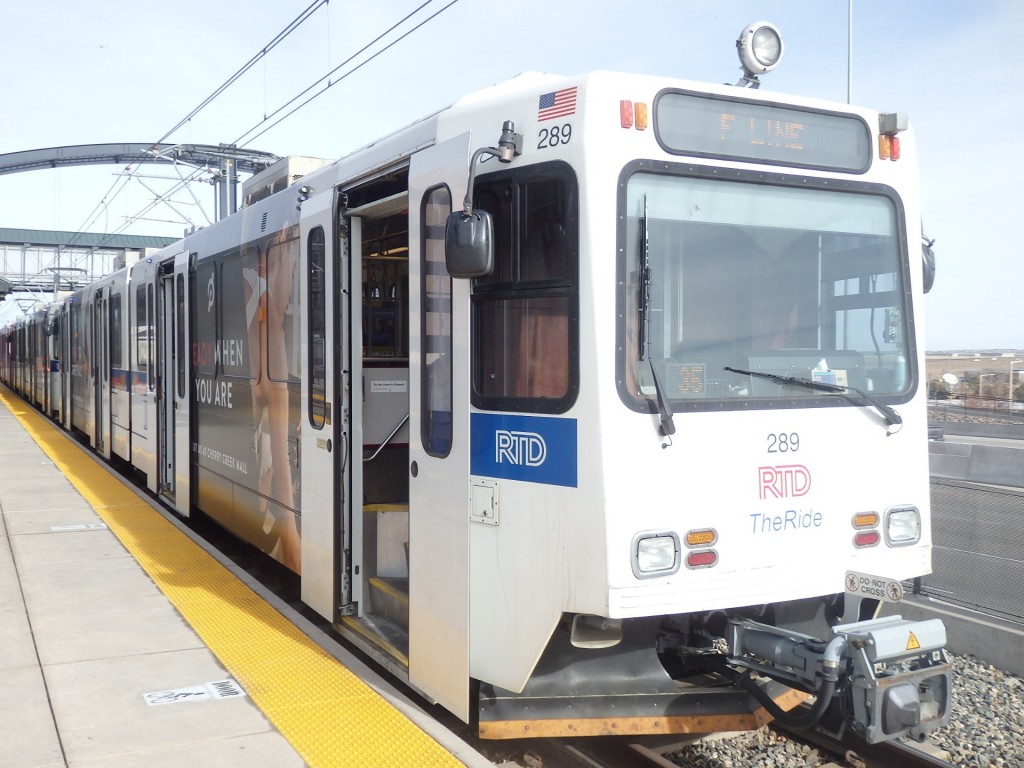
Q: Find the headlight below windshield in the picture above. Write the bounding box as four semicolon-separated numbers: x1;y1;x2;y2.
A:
632;532;680;578
885;506;921;546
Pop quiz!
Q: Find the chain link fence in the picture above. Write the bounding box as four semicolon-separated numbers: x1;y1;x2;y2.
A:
917;477;1024;623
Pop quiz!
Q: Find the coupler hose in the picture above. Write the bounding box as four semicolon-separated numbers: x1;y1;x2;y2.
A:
726;633;846;731
738;671;836;730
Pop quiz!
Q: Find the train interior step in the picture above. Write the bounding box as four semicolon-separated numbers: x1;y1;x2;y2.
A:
363;576;410;653
337;503;411;670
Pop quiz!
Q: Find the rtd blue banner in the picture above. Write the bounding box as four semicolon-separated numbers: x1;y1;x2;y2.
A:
470;413;578;488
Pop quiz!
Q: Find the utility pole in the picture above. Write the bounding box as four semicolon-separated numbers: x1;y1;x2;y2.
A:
847;0;854;104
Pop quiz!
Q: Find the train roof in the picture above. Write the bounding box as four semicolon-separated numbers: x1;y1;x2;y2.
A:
262;67;892;203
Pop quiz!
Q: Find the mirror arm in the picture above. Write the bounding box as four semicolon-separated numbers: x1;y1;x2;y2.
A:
461;120;523;215
461;147;502;216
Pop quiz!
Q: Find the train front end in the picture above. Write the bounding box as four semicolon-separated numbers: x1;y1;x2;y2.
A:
463;37;950;744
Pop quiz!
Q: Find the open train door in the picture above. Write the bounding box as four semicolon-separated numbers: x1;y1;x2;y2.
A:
157;251;191;517
407;132;473;720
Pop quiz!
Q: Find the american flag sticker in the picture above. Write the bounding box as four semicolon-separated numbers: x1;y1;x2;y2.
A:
537;87;578;121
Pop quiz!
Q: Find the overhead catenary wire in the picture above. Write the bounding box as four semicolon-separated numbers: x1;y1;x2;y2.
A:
56;0;329;254
114;0;458;231
156;0;328;145
233;0;461;148
33;0;458;295
66;172;136;246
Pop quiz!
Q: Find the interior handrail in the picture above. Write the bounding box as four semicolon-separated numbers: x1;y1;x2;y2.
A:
363;412;409;462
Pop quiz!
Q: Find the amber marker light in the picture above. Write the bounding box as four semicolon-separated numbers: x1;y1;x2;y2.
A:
853;511;880;529
685;528;718;547
878;134;892;160
634;102;649;130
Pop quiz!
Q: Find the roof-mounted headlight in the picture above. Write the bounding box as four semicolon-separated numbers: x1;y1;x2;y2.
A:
735;21;784;88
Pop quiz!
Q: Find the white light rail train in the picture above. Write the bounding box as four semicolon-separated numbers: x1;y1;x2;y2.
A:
1;23;951;745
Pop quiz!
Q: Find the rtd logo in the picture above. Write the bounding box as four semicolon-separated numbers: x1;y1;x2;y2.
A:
495;430;547;467
759;464;811;500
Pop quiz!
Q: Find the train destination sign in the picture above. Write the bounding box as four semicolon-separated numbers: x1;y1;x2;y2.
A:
655;90;871;173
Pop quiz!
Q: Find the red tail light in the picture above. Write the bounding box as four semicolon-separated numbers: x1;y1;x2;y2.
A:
854;530;881;548
686;550;718;569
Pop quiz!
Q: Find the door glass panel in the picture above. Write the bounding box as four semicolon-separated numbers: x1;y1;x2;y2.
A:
421;185;452;457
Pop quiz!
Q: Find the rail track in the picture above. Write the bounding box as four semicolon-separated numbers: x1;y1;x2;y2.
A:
478;737;691;768
473;725;958;768
770;718;957;768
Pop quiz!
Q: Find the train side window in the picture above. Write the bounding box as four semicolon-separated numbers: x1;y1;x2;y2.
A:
71;302;81;379
471;162;579;414
421;185;453;457
147;284;155;391
110;294;123;371
176;273;185;398
97;299;107;382
307;226;327;429
135;285;148;386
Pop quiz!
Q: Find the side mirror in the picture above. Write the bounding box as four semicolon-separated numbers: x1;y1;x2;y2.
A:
445;210;494;278
922;236;936;294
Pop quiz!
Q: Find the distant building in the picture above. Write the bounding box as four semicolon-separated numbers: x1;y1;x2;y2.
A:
927;351;1024;402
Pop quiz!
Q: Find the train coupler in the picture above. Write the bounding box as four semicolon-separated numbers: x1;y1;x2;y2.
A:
831;614;952;743
726;614;952;744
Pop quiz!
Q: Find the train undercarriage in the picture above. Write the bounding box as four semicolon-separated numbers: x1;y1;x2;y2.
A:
339;587;951;744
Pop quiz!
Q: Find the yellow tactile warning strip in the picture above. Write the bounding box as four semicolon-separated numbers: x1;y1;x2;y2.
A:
0;388;463;768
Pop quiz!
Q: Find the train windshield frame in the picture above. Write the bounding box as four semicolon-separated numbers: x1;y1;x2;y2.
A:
616;160;917;415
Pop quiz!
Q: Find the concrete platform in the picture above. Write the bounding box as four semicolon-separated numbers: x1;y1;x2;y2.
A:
0;389;490;768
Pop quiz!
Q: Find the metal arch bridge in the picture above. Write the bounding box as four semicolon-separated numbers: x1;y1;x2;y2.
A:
0;143;281;219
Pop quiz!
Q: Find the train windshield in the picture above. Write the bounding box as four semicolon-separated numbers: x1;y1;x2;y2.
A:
619;169;913;411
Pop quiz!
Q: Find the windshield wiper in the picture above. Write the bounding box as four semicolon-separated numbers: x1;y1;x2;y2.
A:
723;366;902;434
637;194;675;442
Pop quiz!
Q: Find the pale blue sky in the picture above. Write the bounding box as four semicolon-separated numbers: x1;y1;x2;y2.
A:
1;0;1020;349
